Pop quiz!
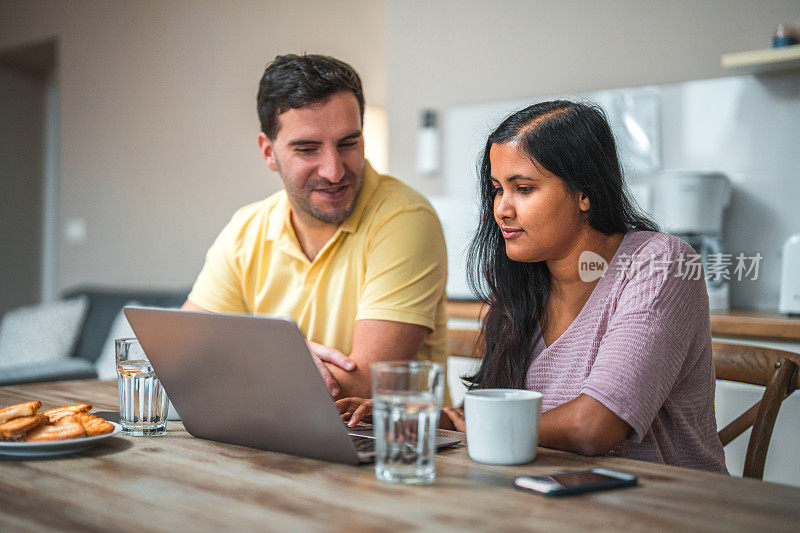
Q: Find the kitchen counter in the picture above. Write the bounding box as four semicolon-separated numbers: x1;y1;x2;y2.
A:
710;310;800;342
447;301;800;342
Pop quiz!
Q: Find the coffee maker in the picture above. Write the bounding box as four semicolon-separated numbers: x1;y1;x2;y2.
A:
635;170;732;311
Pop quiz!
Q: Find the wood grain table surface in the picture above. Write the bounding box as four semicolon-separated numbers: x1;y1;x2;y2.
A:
1;380;799;532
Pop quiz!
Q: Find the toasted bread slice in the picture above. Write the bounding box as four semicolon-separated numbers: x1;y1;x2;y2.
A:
0;413;47;440
73;413;115;436
21;421;86;442
43;404;92;423
0;400;42;425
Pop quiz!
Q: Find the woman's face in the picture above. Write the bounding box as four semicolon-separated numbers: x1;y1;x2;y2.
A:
490;142;588;263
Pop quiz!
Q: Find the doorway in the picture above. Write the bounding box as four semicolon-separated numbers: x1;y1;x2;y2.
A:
0;39;57;318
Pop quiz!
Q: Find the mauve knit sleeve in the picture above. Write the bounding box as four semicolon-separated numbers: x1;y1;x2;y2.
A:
580;238;709;442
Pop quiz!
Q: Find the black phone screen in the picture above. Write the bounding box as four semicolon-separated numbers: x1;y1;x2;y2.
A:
541;471;618;488
514;469;637;496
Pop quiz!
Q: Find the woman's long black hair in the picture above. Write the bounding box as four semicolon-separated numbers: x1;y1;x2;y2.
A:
464;100;657;391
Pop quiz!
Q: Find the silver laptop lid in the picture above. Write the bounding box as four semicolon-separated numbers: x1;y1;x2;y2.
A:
124;306;362;465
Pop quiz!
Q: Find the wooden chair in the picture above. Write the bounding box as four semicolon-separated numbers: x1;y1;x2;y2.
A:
713;341;800;480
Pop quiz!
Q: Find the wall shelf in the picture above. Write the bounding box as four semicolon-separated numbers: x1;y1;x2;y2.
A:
722;44;800;74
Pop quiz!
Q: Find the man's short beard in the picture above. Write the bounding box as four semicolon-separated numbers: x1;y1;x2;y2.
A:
302;183;358;224
276;158;364;225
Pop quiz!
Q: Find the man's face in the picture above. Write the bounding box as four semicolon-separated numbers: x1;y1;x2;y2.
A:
258;91;366;227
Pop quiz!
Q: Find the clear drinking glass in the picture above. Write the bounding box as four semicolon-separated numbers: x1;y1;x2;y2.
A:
371;361;444;484
115;338;169;436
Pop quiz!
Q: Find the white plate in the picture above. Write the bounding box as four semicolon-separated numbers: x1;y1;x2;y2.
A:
0;422;122;458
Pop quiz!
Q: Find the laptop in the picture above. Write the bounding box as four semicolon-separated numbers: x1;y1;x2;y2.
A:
123;306;460;465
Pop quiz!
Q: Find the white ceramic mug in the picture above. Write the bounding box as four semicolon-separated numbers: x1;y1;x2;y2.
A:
464;388;542;465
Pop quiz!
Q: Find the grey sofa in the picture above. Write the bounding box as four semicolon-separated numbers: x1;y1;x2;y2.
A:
0;287;188;386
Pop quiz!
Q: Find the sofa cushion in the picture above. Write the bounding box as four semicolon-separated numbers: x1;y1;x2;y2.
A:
0;358;97;386
0;296;89;370
62;287;188;363
95;301;141;381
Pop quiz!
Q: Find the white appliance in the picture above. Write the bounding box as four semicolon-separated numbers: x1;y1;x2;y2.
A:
649;171;730;235
779;234;800;315
640;170;732;311
428;195;481;300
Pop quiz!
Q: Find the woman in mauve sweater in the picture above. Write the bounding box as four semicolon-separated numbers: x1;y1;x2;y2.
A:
338;101;727;473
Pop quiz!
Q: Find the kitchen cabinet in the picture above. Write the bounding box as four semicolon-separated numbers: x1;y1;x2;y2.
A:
721;44;800;74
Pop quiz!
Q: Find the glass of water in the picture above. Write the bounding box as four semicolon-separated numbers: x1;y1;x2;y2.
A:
371;361;444;484
115;338;169;436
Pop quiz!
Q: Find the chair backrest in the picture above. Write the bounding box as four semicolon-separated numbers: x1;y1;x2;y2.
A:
712;341;800;480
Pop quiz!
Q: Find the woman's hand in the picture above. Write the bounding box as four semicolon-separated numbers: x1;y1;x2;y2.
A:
337;399;468;432
335;397;373;427
441;407;466;432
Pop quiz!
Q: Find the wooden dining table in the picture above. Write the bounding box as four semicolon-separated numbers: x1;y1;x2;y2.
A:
1;380;799;532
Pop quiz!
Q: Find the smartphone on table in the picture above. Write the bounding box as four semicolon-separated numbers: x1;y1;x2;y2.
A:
514;468;637;497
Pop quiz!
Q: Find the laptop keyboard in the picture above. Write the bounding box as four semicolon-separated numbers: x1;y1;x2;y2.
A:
350;435;375;453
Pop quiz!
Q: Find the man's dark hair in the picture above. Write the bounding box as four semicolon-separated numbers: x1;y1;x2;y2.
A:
257;53;365;140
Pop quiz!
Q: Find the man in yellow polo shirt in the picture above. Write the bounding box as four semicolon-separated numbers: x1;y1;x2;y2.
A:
183;54;447;401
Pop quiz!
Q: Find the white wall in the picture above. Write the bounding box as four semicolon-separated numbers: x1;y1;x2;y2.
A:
0;0;385;294
435;71;800;310
660;72;800;311
385;0;800;195
0;0;798;298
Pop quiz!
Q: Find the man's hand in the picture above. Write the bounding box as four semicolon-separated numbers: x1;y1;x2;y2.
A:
335;397;372;426
306;340;356;397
